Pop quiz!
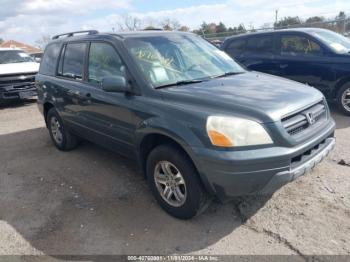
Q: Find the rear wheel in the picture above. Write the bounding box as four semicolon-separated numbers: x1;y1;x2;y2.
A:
146;144;208;219
47;108;79;151
337;83;350;116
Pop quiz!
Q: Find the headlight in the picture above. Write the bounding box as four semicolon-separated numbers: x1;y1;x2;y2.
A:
206;116;273;147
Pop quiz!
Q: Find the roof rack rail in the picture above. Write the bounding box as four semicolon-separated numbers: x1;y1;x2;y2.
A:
52;30;99;40
143;28;163;31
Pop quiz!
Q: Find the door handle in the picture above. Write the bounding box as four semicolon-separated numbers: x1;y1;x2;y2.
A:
280;64;288;69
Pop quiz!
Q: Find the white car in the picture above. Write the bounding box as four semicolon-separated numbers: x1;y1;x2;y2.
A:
0;48;40;105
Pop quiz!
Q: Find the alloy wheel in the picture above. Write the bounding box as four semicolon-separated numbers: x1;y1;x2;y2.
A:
154;161;187;207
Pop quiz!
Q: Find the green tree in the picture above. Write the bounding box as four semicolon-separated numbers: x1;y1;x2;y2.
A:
216;22;227;33
274;16;301;29
0;38;3;45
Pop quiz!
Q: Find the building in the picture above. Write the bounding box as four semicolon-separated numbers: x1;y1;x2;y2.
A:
0;40;41;54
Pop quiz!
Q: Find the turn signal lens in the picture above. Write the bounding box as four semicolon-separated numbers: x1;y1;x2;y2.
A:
207;130;233;147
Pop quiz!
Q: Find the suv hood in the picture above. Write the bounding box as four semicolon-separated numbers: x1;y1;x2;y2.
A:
0;62;39;75
160;72;324;123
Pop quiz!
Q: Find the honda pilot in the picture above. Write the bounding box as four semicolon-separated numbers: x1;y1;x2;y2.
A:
36;30;336;219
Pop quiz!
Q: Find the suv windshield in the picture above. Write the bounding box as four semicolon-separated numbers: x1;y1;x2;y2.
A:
0;50;35;64
125;34;245;88
311;30;350;54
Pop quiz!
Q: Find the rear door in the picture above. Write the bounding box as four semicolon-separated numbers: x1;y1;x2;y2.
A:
240;34;279;75
54;42;88;130
274;33;334;94
74;41;136;156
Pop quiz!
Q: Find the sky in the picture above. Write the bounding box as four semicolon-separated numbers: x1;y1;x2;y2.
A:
0;0;350;45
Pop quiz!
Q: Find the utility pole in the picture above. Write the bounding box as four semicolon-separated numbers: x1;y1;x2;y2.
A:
275;9;279;25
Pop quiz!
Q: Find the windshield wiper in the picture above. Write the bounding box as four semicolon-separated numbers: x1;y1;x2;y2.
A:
155;79;204;89
212;71;244;79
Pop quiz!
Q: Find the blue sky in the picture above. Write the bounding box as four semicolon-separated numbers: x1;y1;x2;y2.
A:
0;0;349;45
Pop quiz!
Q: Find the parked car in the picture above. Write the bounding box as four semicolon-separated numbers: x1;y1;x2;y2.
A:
221;28;350;116
0;48;39;105
36;30;335;219
30;52;43;63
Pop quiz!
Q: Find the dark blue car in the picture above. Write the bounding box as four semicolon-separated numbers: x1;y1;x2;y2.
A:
221;28;350;116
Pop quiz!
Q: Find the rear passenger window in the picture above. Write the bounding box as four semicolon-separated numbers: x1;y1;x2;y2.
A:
281;35;322;56
39;43;61;76
61;43;87;80
226;39;246;53
246;35;273;53
88;43;126;84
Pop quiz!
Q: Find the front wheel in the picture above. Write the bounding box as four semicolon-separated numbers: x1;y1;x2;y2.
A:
146;144;208;219
337;83;350;116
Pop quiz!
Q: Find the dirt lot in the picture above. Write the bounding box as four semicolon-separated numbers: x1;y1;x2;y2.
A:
0;101;349;257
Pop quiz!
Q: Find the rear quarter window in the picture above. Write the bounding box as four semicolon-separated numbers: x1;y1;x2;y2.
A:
59;43;87;80
39;43;61;76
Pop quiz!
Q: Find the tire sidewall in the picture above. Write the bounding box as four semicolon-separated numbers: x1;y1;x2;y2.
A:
47;108;68;150
146;144;205;219
337;83;350;116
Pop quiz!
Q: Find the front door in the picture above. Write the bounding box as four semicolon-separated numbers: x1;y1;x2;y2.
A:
76;42;136;156
274;33;334;95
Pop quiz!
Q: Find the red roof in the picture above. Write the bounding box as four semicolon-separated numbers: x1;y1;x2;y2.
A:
0;40;42;54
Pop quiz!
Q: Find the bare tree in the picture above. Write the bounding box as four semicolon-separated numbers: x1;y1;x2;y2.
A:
161;18;181;31
117;15;142;31
35;35;51;49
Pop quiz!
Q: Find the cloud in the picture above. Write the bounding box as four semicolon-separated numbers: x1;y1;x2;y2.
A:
0;0;349;45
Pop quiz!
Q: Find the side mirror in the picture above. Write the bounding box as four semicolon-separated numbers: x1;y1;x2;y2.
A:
101;76;129;93
34;57;41;63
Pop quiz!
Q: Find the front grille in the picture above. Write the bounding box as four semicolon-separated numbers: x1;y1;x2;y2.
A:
282;101;327;136
0;73;36;89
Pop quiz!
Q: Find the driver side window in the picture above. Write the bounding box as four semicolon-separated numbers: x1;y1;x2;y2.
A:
281;35;322;56
88;43;126;85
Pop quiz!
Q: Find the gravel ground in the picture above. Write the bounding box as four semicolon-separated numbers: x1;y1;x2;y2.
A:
0;100;349;257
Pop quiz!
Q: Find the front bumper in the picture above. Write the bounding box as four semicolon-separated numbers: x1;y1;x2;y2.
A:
0;84;37;101
191;119;336;202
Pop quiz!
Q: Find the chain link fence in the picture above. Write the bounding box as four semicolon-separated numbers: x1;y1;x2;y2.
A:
202;18;350;41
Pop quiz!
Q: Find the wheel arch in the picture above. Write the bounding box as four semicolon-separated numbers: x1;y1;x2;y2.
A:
43;102;55;127
135;124;214;196
334;76;350;99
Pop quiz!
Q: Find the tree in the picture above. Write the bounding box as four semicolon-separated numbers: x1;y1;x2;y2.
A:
216;22;227;33
117;15;141;31
335;11;347;33
161;18;181;31
274;16;301;29
178;26;190;32
0;38;4;45
35;35;51;49
305;16;325;24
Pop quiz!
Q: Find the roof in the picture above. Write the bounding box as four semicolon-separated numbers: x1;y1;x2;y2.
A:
50;30;196;44
0;40;42;54
224;27;331;40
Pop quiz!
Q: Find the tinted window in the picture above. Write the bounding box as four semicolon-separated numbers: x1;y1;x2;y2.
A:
226;39;245;52
281;35;322;56
61;43;87;80
39;43;61;76
246;35;273;53
88;43;126;84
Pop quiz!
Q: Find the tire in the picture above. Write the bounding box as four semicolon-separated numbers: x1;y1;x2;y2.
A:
47;108;79;151
146;144;208;219
336;83;350;116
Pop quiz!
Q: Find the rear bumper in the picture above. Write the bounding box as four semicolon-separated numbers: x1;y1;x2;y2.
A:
0;84;37;101
190;119;336;201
